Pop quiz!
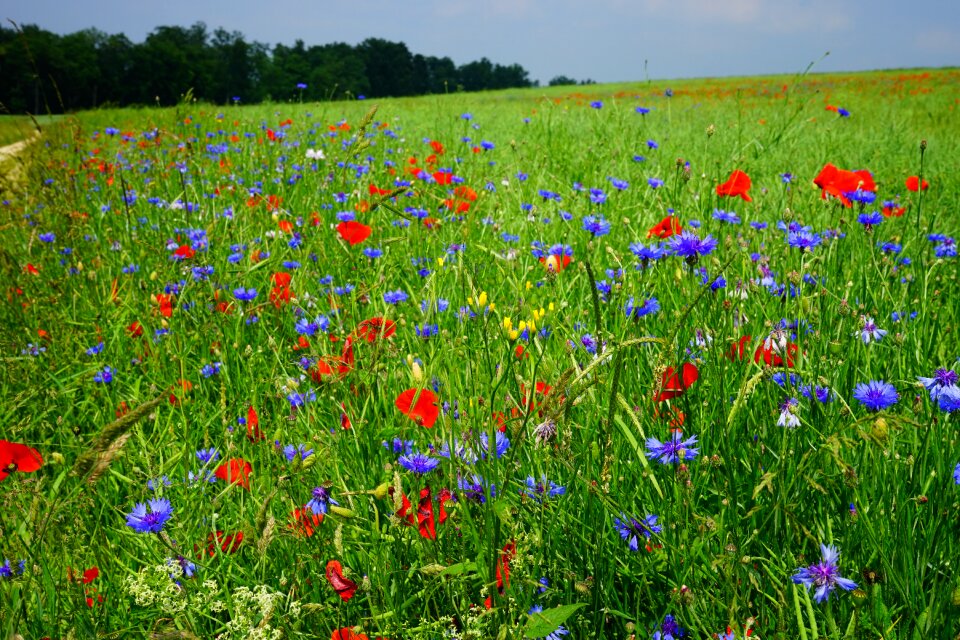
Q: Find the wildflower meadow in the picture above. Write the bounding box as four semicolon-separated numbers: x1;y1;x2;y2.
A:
1;68;959;639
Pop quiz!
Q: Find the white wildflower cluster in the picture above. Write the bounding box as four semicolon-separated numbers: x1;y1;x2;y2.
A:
305;148;325;161
221;584;286;640
124;564;219;617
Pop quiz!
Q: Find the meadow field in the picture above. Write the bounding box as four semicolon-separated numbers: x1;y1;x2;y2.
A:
1;68;959;639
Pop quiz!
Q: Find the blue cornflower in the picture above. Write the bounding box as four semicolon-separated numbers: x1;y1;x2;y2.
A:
712;209;741;225
786;230;822;252
580;333;598;354
363;247;383;259
647;139;659;149
858;211;883;228
647;177;664;189
582;215;611;237
629;241;666;264
877;241;902;254
837;108;850;117
624;297;660;320
645;432;699;464
398;450;441;474
523;476;566;501
636;106;651;114
781;173;793;183
0;559;25;579
383;290;408;305
777;397;801;428
200;362;222;378
39;232;56;243
305;486;338;515
233;288;257;302
480;431;510;458
954;462;960;484
458;474;495;503
792;544;857;603
384;438;415;455
588;188;607;205
919;368;960;397
938;386;960;413
528;605;570;639
858;316;886;344
283;444;314;462
653;615;685;639
846;190;874;208
614;513;662;551
590;100;603;109
86;342;105;356
195;448;219;465
853;380;899;412
415;323;439;338
126;498;173;534
666;230;718;263
93;366;114;384
168;555;197;580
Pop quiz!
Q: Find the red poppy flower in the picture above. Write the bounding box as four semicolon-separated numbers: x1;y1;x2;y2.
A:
354;317;396;343
647;215;682;239
277;219;294;234
882;203;905;217
197;531;243;557
368;184;392;196
432;171;454;185
24;263;40;275
655;363;699;403
725;335;753;361
395;388;440;428
716;169;752;202
173;244;195;260
82;567;100;584
247;406;264;442
157;294;174;318
325;560;358;601
127;321;144;338
437;488;453;524
290;507;323;537
813;163;875;207
336;221;372;246
215;458;252;489
0;440;44;481
392;489;415;526
331;629;368;640
754;341;798;368
539;254;572;273
417;486;436;539
495;541;516;594
905;176;929;192
429;140;445;155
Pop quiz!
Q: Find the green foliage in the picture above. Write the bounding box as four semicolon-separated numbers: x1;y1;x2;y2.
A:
0;68;959;640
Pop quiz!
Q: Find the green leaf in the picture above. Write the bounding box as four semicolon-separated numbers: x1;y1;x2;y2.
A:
524;603;586;638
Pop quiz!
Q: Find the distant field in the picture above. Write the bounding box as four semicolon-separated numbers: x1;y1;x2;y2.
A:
1;68;959;640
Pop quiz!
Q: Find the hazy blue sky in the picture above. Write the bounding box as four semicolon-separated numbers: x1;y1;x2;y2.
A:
2;0;958;84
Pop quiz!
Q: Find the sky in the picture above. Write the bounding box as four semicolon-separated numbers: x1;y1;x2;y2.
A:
2;0;958;85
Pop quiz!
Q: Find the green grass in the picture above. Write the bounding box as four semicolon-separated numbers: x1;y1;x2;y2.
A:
1;68;959;639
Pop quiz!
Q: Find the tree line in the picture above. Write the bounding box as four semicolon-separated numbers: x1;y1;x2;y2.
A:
0;22;559;113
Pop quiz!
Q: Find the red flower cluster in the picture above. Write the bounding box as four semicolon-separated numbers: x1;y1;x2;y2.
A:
813;163;876;207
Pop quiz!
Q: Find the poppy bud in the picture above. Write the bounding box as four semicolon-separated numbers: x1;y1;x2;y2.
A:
329;505;355;519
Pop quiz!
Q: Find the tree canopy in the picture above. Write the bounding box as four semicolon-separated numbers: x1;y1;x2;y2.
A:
0;22;546;112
